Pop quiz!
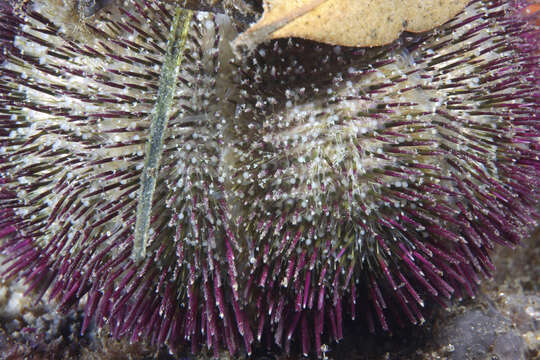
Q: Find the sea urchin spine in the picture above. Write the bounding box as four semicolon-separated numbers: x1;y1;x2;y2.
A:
1;0;539;357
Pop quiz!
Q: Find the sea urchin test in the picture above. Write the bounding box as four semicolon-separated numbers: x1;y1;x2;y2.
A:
0;0;539;357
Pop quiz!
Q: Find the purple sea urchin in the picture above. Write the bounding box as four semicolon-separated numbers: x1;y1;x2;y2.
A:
0;0;237;354
1;0;539;357
228;1;540;353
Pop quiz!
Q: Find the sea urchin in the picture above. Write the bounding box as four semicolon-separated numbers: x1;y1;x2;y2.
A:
0;0;539;357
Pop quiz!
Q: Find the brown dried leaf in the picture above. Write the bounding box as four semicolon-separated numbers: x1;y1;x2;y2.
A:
234;0;469;51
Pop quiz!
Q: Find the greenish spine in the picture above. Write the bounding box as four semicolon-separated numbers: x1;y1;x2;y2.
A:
132;5;193;262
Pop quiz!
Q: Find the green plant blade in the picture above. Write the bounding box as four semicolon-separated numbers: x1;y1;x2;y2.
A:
132;5;193;262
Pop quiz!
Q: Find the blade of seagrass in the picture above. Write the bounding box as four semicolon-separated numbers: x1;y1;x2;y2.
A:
132;4;193;262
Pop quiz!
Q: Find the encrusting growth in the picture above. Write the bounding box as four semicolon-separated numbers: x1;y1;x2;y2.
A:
0;0;539;357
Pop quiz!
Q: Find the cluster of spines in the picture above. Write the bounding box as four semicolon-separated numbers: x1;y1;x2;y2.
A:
0;0;539;358
0;0;244;357
228;0;540;355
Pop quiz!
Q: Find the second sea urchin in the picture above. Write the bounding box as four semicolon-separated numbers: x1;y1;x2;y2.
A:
1;0;539;357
